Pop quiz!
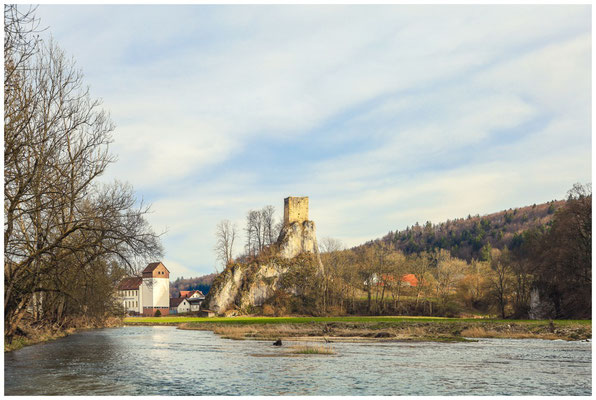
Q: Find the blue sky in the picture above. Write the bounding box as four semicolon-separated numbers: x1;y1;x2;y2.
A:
33;5;591;279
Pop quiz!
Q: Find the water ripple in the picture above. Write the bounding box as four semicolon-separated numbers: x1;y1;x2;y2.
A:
4;327;592;396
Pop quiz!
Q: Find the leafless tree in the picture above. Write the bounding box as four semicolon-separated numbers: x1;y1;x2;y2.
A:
262;205;276;245
319;236;343;253
214;219;236;271
4;6;162;342
244;205;278;256
488;249;512;319
245;210;260;256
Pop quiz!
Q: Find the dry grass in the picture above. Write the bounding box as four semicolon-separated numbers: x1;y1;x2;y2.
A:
404;326;428;337
290;344;335;355
5;316;124;352
178;319;591;342
461;326;560;340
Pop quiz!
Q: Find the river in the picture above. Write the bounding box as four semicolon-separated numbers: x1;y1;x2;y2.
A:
4;326;591;395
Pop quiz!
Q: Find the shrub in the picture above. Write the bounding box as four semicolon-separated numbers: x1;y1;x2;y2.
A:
290;345;334;355
154;310;161;317
262;304;276;316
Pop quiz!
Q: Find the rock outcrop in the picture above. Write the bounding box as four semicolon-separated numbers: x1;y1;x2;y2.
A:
277;220;321;260
203;196;322;315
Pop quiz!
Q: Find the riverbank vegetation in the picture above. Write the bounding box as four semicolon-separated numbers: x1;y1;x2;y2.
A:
125;316;591;342
290;344;334;355
4;6;162;349
5;316;123;352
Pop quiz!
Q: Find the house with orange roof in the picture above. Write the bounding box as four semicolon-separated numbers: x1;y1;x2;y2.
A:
377;273;419;287
179;290;205;299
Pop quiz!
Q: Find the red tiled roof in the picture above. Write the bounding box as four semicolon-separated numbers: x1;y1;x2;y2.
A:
379;273;419;287
180;290;204;298
401;274;418;287
117;277;142;290
142;262;169;274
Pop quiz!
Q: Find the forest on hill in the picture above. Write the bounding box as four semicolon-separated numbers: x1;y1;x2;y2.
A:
170;274;217;297
370;200;564;261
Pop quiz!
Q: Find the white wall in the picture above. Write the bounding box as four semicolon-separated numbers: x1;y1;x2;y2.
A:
119;289;140;313
141;280;153;309
142;277;169;308
177;300;190;313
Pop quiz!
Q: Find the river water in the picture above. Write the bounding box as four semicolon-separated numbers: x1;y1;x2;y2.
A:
4;326;591;396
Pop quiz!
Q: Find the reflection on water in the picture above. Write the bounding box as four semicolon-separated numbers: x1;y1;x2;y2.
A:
4;326;592;395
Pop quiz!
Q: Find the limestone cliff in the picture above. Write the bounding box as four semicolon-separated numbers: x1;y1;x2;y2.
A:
277;220;321;260
203;197;322;315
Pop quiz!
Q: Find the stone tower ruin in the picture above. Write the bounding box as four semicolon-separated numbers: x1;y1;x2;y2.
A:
277;196;321;260
203;196;323;315
283;196;309;225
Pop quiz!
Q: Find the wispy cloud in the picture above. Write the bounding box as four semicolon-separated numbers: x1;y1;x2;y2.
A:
35;5;591;278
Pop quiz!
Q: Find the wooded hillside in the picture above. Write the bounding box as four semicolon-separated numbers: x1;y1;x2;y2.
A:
369;200;564;261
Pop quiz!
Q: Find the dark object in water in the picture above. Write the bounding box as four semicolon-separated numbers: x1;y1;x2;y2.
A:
375;332;391;338
273;339;282;346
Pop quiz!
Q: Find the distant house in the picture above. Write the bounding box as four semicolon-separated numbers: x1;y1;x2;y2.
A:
179;290;204;299
187;297;204;312
400;274;418;287
375;273;419;287
169;297;191;314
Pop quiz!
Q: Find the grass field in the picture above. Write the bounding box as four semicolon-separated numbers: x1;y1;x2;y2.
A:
124;315;591;326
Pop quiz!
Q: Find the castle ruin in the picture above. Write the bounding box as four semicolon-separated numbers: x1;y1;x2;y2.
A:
203;196;322;315
284;197;309;225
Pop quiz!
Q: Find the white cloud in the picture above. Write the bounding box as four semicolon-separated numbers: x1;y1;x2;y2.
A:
32;5;591;279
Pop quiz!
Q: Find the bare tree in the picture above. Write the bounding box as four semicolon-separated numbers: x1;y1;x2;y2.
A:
318;237;344;313
245;210;260;256
319;236;343;253
214;219;236;271
261;205;276;245
433;250;466;306
410;251;433;308
488;248;513;319
4;7;162;342
244;205;278;257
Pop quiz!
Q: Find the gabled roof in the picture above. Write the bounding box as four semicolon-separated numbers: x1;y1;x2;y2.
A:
170;297;187;308
180;290;204;298
117;277;142;290
142;262;169;274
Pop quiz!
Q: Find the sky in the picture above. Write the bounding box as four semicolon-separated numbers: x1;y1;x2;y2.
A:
33;4;591;280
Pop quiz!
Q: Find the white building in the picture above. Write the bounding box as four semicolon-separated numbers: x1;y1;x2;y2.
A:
140;262;170;316
117;277;143;315
117;262;170;316
179;290;205;299
170;298;191;314
187;297;204;312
